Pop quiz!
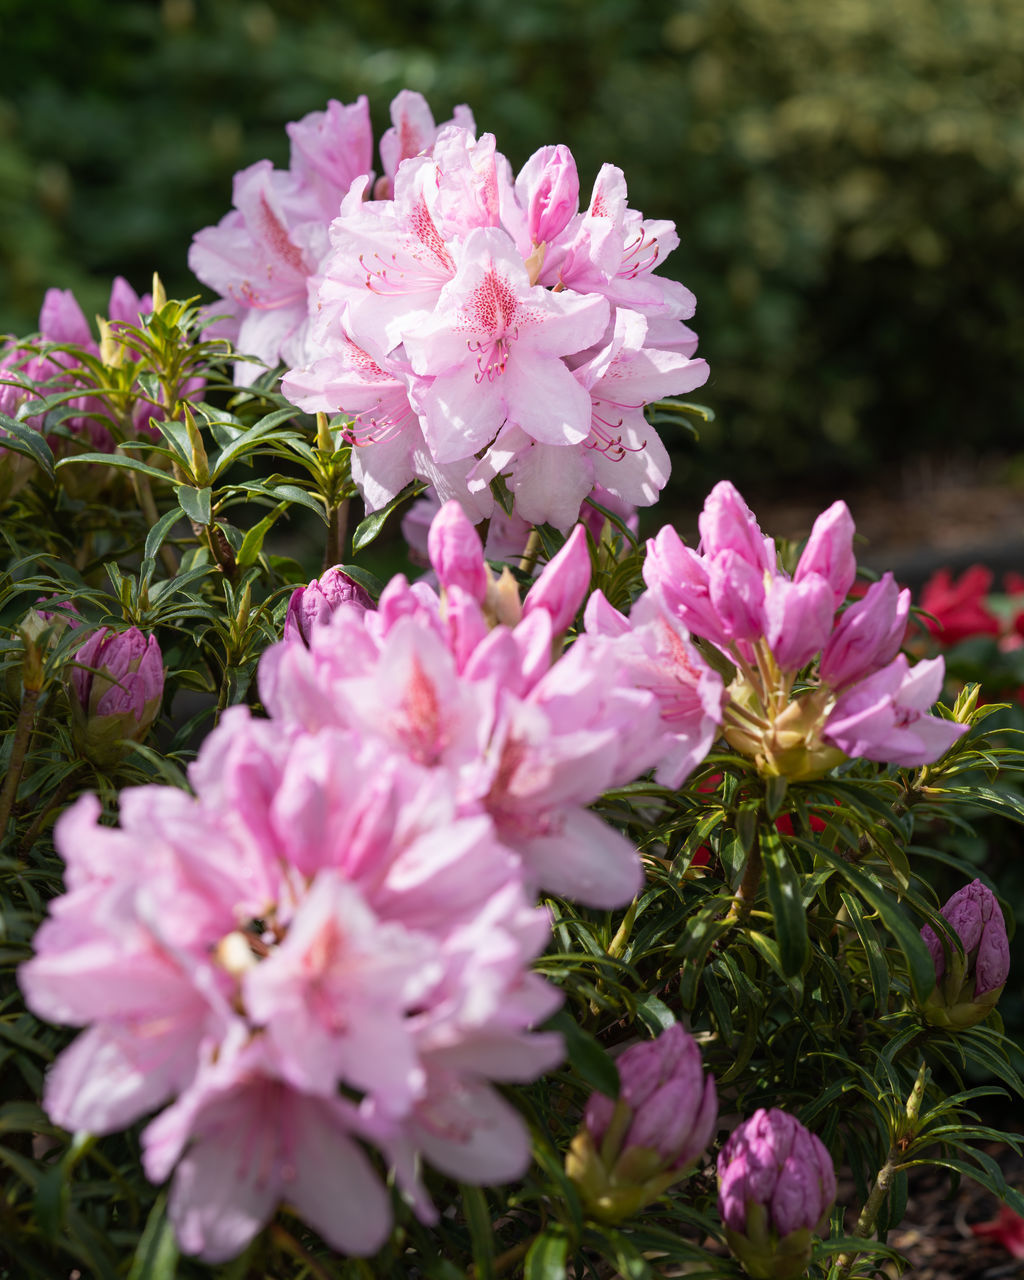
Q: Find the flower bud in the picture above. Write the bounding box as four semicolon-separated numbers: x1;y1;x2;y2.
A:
717;1108;836;1280
793;500;856;608
920;879;1009;1029
523;525;592;635
515;144;580;247
427;500;489;603
698;481;773;574
283;568;374;645
566;1024;717;1222
69;627;164;765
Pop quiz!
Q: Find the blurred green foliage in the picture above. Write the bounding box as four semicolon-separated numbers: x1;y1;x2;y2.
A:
2;0;1023;491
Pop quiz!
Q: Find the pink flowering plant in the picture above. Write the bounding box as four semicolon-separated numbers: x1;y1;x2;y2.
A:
1;88;1023;1280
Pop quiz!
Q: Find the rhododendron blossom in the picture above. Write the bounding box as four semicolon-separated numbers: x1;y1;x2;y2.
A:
20;711;562;1261
229;90;711;528
644;482;966;779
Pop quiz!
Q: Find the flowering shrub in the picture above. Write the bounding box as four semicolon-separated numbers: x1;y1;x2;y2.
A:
1;87;1022;1280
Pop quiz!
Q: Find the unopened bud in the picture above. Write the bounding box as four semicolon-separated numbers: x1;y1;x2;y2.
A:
69;627;164;765
284;567;374;645
566;1024;717;1223
920;879;1009;1029
717;1108;836;1280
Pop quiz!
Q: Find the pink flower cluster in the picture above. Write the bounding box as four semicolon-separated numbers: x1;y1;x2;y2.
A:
644;482;967;778
189;89;708;530
21;499;728;1262
21;715;562;1261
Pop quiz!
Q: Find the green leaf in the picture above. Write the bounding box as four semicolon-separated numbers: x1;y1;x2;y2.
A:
635;991;676;1035
352;484;423;551
546;1010;620;1098
209;410;302;478
55;451;170;482
524;1230;568;1280
144;507;186;564
460;1184;495;1280
237;503;288;569
127;1193;180;1280
0;413;55;479
838;890;891;1007
176;484;212;525
760;824;808;976
809;842;937;1004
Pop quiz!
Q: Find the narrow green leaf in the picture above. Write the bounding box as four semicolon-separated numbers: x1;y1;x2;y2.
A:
176;484;212;525
0;413;55;479
144;507;185;564
55;452;170;482
237;503;288;569
547;1010;620;1098
838;890;890;1007
210;411;302;478
810;843;936;1004
760;824;808;976
460;1184;495;1280
127;1193;180;1280
634;991;676;1035
524;1230;568;1280
352;484;423;551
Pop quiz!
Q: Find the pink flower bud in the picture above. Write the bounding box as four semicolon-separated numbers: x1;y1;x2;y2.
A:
70;627;164;763
764;574;835;672
568;1025;717;1222
794;500;856;607
515;144;580;246
921;879;1009;1028
819;573;910;690
708;549;766;643
523;524;592;634
698;481;773;574
427;500;489;603
284;567;374;645
718;1108;836;1280
644;526;733;651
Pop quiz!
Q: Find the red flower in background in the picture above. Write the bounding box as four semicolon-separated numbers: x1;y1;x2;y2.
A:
971;1205;1024;1259
918;566;1001;646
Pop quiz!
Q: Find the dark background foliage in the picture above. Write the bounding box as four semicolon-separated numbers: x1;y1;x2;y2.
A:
2;0;1023;499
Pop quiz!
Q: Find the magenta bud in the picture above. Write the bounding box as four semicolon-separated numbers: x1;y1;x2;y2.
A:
523;525;592;634
284;567;374;645
516;144;580;246
717;1108;836;1280
568;1024;717;1222
921;879;1009;1028
819;573;910;690
70;627;164;764
427;500;488;603
794;500;856;608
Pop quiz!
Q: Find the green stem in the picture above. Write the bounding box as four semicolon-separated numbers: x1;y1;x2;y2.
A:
0;688;41;837
269;1222;333;1280
17;769;81;859
835;1061;927;1274
323;495;350;570
518;528;543;576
